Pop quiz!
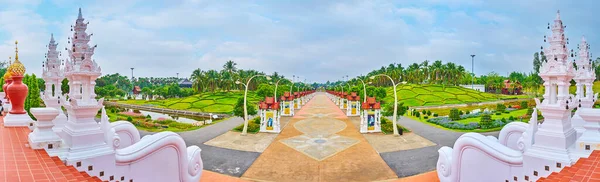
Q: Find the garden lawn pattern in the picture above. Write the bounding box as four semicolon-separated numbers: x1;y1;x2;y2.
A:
118;91;261;113
242;93;397;182
383;84;530;107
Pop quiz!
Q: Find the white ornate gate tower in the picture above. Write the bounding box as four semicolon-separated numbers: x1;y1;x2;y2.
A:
522;10;579;180
571;36;597;138
60;8;114;168
42;34;68;133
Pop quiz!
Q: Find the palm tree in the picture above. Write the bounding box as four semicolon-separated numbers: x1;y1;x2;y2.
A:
205;70;220;92
190;68;205;93
223;60;238;74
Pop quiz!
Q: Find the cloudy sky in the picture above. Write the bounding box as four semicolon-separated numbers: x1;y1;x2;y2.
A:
0;0;598;83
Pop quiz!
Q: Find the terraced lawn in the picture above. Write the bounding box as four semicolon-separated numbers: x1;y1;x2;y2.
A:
385;84;531;107
456;109;529;124
118;91;262;114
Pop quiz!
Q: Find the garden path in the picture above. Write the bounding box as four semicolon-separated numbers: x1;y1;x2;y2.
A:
139;116;262;177
242;93;397;182
379;116;500;177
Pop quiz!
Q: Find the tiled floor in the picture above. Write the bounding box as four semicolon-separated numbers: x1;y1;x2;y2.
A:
0;117;102;182
538;150;600;182
1;110;440;182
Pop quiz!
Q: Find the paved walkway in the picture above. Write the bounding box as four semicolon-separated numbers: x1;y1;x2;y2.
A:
140;117;262;177
379;116;499;177
242;93;397;182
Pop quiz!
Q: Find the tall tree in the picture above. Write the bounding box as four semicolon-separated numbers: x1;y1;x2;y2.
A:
533;52;541;73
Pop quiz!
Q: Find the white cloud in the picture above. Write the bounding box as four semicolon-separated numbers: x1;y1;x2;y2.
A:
0;0;598;83
396;7;436;25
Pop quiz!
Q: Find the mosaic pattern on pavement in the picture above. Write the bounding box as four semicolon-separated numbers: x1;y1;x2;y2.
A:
280;118;359;161
242;93;397;182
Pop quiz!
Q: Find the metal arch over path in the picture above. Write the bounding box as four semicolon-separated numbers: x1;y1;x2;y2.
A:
104;101;231;118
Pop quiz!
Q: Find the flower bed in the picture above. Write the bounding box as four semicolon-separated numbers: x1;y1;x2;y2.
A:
381;117;411;134
233;117;261;133
119;111;143;117
427;116;516;130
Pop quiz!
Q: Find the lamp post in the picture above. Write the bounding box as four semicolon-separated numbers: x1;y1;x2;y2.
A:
130;68;134;81
370;74;400;136
471;54;475;89
274;78;291;99
355;78;371;103
290;75;295;93
236;75;271;135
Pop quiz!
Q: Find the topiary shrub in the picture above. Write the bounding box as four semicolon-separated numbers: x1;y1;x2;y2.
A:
496;103;506;113
466;111;470;114
415;112;421;118
449;108;461;121
433;113;438;117
233;117;261;133
424;116;429;119
459;110;464;115
509;116;515;121
501;118;507;123
127;116;133;122
427;110;432;116
495;112;501;115
253;117;261;124
521;101;528;109
480;114;492;128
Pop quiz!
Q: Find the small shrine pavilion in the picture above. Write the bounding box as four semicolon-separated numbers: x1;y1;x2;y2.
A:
280;91;294;116
258;97;281;133
360;97;381;133
346;92;360;116
293;92;301;109
339;92;348;110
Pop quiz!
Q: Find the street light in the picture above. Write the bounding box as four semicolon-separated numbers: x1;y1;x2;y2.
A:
274;78;291;99
236;75;272;135
354;78;370;103
471;54;475;89
370;74;400;136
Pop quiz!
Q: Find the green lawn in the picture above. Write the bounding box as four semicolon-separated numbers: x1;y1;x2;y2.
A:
118;91;262;114
384;84;531;107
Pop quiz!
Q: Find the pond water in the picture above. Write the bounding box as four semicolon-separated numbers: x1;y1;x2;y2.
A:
127;109;202;124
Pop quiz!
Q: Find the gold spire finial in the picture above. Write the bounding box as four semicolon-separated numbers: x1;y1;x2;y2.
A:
10;41;25;76
14;41;18;61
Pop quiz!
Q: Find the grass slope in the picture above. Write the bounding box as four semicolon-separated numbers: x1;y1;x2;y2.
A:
118;91;262;114
384;84;531;107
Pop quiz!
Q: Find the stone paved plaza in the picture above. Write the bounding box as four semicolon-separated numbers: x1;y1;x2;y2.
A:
133;92;502;181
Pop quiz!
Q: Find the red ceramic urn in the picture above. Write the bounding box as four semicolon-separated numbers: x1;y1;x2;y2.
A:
7;76;28;114
4;79;13;104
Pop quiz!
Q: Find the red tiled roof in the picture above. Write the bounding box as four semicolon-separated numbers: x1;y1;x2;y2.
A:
362;97;380;109
0;118;102;182
537;150;600;182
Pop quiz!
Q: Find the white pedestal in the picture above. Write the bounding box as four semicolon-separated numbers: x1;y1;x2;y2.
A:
574;108;600;151
28;108;63;150
260;110;281;133
360;110;381;133
346;101;360;116
61;104;115;165
280;101;294;116
4;112;34;127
